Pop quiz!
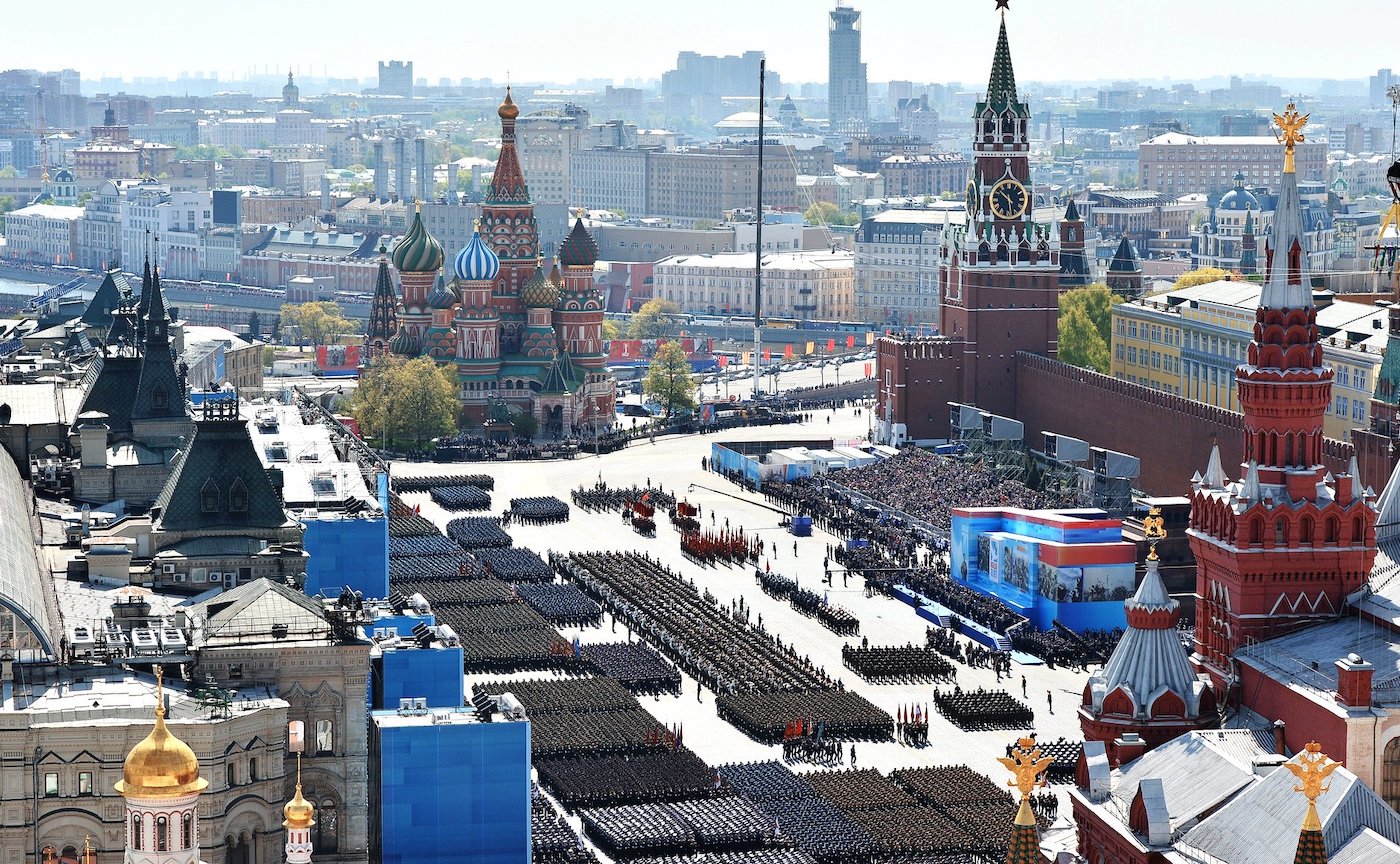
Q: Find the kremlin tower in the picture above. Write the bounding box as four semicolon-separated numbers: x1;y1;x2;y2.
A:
116;667;208;864
1080;508;1217;762
1188;104;1378;692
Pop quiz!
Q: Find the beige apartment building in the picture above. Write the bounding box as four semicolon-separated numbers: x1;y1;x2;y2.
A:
645;145;798;224
652;249;855;320
1110;279;1385;440
1138;132;1327;196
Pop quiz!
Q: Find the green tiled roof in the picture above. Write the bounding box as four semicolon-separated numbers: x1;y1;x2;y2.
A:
153;412;288;533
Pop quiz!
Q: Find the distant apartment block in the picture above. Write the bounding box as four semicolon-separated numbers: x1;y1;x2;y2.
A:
652;249;855;320
378;60;413;98
1138;132;1326;196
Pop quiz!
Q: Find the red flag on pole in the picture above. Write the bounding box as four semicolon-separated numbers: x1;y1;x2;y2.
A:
846;334;856;348
784;343;794;358
763;349;771;361
826;338;836;352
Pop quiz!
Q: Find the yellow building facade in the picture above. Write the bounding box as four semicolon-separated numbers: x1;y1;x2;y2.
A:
1110;279;1385;439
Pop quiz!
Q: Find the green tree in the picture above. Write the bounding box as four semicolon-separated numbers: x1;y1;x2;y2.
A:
247;311;262;340
804;200;858;227
1059;284;1116;348
1058;305;1110;373
643;340;698;417
348;356;458;450
601;319;622;341
279;301;357;347
629;298;681;339
1173;267;1231;290
0;166;17;178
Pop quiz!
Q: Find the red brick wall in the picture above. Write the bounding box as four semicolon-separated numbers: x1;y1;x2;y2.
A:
1238;662;1348;764
1014;353;1354;496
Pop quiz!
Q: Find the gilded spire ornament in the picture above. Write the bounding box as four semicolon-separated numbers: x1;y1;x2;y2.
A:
1143;506;1166;561
998;736;1054;827
1287;741;1340;832
1273;102;1310;175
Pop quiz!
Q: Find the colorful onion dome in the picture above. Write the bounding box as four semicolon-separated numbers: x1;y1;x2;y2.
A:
548;261;563;288
520;261;557;309
390;206;444;274
558;216;598;267
454;228;501;282
390;324;419;357
427;273;456;310
498;86;519;121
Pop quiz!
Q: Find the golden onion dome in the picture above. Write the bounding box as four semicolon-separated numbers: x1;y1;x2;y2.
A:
115;669;208;800
283;783;316;829
498;86;519;121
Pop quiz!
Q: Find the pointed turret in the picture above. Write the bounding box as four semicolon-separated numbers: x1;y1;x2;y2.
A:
1202;438;1227;488
1240;208;1258;275
985;14;1020;113
131;259;187;426
363;246;400;363
1106;234;1143;296
1261;103;1313;311
488;87;530;205
1081;508;1216;761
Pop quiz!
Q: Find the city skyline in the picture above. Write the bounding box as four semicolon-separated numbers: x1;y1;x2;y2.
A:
8;0;1394;91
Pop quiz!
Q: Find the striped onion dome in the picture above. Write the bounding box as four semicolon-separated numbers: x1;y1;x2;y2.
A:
519;262;557;309
389;324;419;357
390;207;443;274
453;229;500;282
427;273;456;310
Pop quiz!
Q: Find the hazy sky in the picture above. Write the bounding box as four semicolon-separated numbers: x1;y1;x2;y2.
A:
9;0;1393;87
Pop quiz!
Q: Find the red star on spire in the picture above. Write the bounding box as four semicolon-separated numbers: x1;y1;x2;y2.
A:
996;0;1010;9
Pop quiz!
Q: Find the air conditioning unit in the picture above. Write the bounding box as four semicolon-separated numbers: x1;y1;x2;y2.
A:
162;563;176;574
174;573;187;583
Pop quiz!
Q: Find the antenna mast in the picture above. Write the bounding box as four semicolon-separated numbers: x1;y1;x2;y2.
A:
753;56;766;401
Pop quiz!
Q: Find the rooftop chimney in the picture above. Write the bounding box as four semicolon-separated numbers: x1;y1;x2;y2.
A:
394;137;408;201
1336;653;1374;708
373;141;388;201
414;137;428;203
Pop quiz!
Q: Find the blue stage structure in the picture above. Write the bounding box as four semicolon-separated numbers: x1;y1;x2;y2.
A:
948;507;1134;633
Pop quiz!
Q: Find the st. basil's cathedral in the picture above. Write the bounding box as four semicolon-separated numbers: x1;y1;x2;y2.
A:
362;88;614;436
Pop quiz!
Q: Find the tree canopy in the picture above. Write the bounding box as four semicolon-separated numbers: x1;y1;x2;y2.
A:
1057;284;1117;373
629;298;681;339
1173;267;1232;290
643;340;697;417
804;201;860;227
279;301;357;347
348;356;458;451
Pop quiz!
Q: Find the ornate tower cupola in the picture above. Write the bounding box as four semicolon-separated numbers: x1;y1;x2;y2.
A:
1189;104;1378;689
555;214;606;369
282;71;299;108
480;85;539;354
131;253;190;441
283;754;316;864
519;260;560;359
972;0;1033;245
116;666;207;864
453;225;503;413
1081;508;1217;762
1106;234;1144;296
390;202;444;352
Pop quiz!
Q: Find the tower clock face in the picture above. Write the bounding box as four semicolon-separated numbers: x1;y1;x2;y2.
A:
989;178;1028;219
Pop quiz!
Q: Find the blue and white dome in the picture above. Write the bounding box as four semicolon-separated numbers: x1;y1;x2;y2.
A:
453;230;501;283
